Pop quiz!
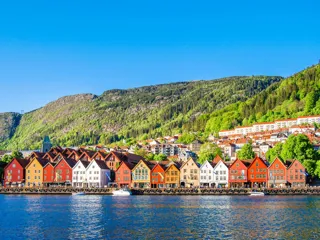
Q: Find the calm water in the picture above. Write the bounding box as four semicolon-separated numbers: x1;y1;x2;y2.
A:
0;195;319;239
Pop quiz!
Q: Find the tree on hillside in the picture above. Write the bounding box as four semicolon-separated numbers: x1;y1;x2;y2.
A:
133;148;148;159
177;133;196;144
154;153;167;161
266;143;283;163
237;143;255;160
198;143;222;164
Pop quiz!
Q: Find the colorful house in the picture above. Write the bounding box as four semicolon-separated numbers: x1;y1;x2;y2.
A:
86;160;111;188
4;158;30;187
212;160;229;188
115;161;136;188
54;158;77;185
247;156;268;188
228;159;251;188
180;158;200;188
151;163;167;188
267;157;287;188
200;160;216;187
25;158;50;187
286;160;306;187
164;162;181;188
132;160;155;188
72;160;90;188
43;162;56;186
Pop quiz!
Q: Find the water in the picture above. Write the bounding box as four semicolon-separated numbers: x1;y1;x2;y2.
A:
0;195;319;239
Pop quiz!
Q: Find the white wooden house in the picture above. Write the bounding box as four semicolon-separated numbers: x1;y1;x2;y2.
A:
200;160;215;187
86;160;111;188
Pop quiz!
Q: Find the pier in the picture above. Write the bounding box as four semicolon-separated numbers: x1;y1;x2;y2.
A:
1;187;320;195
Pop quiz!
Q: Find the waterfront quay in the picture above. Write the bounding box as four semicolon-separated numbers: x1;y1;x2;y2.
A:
1;187;320;195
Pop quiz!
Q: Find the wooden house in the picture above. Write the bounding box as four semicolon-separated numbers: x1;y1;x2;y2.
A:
286;160;306;187
131;160;155;188
180;158;200;188
247;156;268;188
115;161;136;188
228;159;251;188
4;158;30;187
25;158;50;187
267;157;287;188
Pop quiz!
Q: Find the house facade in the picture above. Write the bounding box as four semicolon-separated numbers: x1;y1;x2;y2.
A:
268;157;287;188
165;162;180;188
151;163;166;188
25;158;49;187
286;160;306;187
247;157;268;188
43;162;56;186
228;159;250;188
200;160;215;187
180;158;200;187
115;161;135;188
54;158;77;185
212;160;229;188
86;160;111;188
132;160;154;188
4;158;29;187
72;160;90;188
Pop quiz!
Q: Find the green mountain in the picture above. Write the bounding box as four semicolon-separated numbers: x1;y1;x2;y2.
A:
0;113;21;143
0;76;281;150
204;64;320;133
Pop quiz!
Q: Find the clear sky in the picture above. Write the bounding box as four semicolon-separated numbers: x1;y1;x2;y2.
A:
0;0;319;113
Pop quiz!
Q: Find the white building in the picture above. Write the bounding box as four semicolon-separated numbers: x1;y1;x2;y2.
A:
200;160;215;187
72;160;90;188
212;160;229;188
86;160;111;188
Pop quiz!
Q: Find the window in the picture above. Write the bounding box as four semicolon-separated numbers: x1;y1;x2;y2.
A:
275;164;279;168
184;169;187;173
13;164;16;168
28;170;30;173
44;170;47;174
18;170;20;174
38;170;40;173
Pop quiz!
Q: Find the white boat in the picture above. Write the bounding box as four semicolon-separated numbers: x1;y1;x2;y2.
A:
249;191;265;196
112;189;132;196
72;192;86;196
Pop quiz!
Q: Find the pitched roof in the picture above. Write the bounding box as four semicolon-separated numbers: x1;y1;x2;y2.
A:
5;158;30;169
116;161;137;171
94;160;110;170
212;155;223;164
79;160;90;168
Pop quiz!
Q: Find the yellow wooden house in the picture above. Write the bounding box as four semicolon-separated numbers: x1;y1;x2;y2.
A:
25;158;50;187
131;160;155;188
165;162;181;188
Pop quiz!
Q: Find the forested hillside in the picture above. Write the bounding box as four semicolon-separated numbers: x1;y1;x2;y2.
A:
204;64;320;133
0;76;281;150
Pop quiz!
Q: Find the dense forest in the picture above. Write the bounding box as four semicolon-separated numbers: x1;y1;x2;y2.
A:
0;76;281;150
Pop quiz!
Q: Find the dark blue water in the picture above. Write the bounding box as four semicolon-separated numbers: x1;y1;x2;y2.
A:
0;195;319;239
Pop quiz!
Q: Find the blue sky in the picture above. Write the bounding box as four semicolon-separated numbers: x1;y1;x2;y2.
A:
0;0;319;113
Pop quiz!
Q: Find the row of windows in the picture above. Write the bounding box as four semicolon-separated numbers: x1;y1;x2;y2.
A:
269;170;284;174
183;169;198;174
250;169;267;173
27;170;41;174
289;175;304;180
28;176;41;180
183;175;198;180
231;176;246;180
7;170;21;174
117;177;130;181
250;174;267;179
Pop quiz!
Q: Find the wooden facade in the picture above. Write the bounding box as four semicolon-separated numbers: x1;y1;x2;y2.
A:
229;159;250;188
151;163;166;188
180;158;200;188
247;157;268;188
132;160;154;188
268;157;287;188
115;161;135;188
25;158;50;187
4;158;29;187
286;160;306;187
165;163;180;188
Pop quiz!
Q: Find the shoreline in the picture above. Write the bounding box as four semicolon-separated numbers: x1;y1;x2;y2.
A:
1;188;320;196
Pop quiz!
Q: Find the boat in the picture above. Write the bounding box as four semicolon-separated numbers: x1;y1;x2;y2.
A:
249;191;265;196
112;189;132;196
72;192;86;196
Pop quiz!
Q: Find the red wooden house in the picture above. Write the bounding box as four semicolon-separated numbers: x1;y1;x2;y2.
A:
115;161;136;188
54;158;77;185
286;160;306;187
267;157;287;188
247;156;268;188
228;159;251;188
151;163;167;188
43;162;56;186
4;158;30;187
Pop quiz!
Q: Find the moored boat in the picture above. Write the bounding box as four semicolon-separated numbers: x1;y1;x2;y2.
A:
249;191;265;196
72;192;86;196
112;189;132;196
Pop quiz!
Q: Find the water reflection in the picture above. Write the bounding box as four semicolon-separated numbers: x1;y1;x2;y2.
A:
0;195;319;239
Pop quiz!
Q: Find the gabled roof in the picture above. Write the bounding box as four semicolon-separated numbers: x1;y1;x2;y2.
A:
229;158;251;169
247;156;268;169
268;157;287;169
28;152;46;160
212;155;223;164
92;151;108;160
286;159;304;169
55;158;77;169
43;161;57;168
5;158;30;170
116;161;137;171
132;159;155;172
26;158;50;168
151;162;168;172
180;158;200;169
88;159;110;170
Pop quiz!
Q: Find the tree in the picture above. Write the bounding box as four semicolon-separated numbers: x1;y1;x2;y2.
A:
154;153;167;161
266;143;283;163
177;133;196;144
237;143;255;160
145;153;155;161
198;143;222;164
280;134;317;163
0;151;23;163
133;148;148;159
304;160;317;177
